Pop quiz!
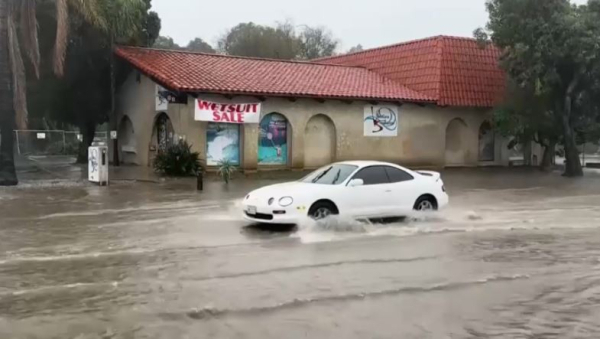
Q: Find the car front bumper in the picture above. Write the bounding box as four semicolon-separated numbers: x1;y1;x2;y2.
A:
241;201;305;225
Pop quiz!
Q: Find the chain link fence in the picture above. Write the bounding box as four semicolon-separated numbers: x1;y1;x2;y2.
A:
14;130;108;156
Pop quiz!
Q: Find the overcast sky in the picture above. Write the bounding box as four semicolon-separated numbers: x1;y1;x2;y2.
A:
152;0;588;52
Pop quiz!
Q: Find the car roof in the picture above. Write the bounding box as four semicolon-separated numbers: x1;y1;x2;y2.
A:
334;160;401;167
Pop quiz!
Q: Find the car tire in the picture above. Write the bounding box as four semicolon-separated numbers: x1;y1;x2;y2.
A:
413;195;438;211
308;201;338;220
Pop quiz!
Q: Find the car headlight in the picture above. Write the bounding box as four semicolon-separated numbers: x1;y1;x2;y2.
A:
279;197;293;207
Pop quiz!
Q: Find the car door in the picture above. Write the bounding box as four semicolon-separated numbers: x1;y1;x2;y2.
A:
345;166;393;217
383;166;420;214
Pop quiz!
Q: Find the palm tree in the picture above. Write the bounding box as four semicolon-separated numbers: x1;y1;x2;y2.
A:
0;0;145;186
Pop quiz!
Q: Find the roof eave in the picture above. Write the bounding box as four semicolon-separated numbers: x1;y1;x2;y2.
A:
185;88;435;104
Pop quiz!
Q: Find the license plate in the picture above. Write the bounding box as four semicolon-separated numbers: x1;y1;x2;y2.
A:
247;206;257;215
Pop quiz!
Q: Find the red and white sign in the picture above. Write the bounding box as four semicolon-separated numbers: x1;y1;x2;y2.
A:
194;99;261;124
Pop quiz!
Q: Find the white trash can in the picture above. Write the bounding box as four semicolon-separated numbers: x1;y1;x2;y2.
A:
88;146;109;186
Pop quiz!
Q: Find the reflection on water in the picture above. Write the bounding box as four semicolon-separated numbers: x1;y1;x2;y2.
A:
2;168;600;338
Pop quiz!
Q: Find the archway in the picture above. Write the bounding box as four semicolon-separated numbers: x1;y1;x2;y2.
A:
258;113;290;166
445;118;469;166
304;114;336;168
152;113;174;153
479;121;495;162
118;116;136;164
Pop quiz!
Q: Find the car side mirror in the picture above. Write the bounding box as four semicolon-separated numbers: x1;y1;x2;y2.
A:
348;179;364;187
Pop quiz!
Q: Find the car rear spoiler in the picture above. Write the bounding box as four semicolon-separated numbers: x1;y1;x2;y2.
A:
417;171;442;182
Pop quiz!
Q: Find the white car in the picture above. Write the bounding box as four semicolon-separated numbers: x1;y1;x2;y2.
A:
242;161;448;224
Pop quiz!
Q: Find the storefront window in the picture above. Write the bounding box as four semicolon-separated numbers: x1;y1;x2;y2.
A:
206;123;240;166
258;113;288;165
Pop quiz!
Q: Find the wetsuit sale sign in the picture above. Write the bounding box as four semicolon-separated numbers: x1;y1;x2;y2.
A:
363;105;399;137
195;99;261;124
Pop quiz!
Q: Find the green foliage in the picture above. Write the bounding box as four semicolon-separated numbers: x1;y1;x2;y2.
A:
153;140;202;177
217;159;235;184
153;36;216;53
479;0;600;176
493;80;561;147
153;36;181;49
298;26;338;59
27;0;160;162
347;44;363;54
218;22;300;59
218;21;338;60
186;38;216;53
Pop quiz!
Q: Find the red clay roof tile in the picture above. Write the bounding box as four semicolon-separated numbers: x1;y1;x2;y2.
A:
318;36;504;107
115;47;434;103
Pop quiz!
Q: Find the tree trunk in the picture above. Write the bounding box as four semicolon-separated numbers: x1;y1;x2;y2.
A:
110;35;119;166
540;140;556;172
562;88;583;177
0;0;18;186
76;122;96;164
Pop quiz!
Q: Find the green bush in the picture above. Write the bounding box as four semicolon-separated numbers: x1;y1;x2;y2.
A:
153;140;202;177
217;159;236;184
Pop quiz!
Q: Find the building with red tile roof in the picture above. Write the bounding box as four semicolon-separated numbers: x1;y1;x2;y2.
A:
114;36;533;172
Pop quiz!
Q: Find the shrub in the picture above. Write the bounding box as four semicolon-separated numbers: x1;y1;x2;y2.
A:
153;140;202;176
217;159;235;183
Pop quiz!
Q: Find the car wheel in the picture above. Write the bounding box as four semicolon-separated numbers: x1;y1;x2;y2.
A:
413;195;438;211
309;202;338;220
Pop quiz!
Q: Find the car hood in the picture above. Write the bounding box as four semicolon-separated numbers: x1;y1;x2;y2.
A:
248;182;308;199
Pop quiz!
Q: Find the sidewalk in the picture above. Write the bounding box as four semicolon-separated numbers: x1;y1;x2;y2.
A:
14;155;308;185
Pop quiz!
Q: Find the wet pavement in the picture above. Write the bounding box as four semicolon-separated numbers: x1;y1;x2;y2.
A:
2;166;600;338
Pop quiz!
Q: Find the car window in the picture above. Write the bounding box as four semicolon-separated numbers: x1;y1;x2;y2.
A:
384;166;414;183
351;166;390;185
301;164;358;185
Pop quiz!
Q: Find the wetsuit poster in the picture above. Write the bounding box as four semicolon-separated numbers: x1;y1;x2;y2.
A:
206;123;240;166
364;105;399;137
258;114;288;165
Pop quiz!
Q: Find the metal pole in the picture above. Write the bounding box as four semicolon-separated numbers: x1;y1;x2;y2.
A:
14;130;20;155
62;131;66;154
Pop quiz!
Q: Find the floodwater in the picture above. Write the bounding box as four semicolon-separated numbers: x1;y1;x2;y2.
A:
2;168;600;338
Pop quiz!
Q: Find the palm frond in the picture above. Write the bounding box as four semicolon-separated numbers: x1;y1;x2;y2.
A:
102;0;145;39
53;0;68;77
67;0;107;31
19;0;40;79
7;0;28;129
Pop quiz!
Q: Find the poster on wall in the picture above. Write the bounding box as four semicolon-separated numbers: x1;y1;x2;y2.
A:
195;99;261;124
258;114;288;165
155;85;169;111
206;123;240;166
363;105;399;137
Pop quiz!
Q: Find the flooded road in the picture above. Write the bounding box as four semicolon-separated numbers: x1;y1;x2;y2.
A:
2;168;600;338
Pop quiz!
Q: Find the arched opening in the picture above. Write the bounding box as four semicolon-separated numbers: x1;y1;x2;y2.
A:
258;113;290;166
152;113;174;153
445;118;469;166
304;114;336;168
118;116;136;164
479;121;495;162
149;113;174;166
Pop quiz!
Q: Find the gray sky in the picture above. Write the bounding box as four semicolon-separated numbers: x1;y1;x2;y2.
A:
152;0;588;52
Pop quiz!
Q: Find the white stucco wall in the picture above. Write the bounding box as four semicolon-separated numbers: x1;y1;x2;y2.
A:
116;73;527;171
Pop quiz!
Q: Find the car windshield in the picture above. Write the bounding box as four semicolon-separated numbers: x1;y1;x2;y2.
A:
300;164;358;185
